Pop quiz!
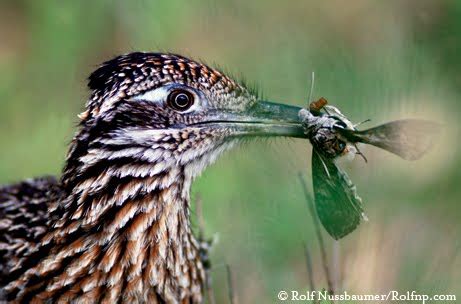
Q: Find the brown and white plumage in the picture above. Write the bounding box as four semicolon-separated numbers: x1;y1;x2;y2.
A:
0;177;60;279
0;52;305;303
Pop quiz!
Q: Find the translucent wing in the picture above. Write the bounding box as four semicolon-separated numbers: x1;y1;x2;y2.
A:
312;149;366;239
338;119;440;160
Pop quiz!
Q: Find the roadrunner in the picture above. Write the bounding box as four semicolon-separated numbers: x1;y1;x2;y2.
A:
0;52;306;303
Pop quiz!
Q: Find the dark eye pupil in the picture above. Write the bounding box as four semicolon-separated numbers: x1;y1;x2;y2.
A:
168;90;194;111
175;93;189;107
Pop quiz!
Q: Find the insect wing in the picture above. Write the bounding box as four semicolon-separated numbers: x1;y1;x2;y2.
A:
337;119;440;160
312;149;365;239
324;105;356;130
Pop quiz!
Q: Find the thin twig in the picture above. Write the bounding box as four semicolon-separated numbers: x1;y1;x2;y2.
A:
298;173;335;297
331;240;341;294
303;243;319;304
205;272;216;304
308;71;315;104
195;194;216;304
226;264;236;304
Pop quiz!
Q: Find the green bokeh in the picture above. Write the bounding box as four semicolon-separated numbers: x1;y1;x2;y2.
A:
1;0;460;302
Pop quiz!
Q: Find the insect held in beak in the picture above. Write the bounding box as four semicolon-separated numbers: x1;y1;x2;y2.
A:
299;94;440;240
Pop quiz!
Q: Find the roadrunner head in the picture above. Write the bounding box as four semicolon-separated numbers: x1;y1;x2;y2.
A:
67;52;305;185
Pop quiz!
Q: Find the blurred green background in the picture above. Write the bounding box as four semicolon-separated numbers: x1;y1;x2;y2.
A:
1;0;460;302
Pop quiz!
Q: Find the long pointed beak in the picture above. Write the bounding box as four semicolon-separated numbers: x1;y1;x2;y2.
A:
197;101;308;138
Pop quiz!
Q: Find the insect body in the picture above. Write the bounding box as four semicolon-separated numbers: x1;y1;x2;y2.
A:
300;107;351;159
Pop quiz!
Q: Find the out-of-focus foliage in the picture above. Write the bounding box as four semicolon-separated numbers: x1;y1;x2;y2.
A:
0;0;460;302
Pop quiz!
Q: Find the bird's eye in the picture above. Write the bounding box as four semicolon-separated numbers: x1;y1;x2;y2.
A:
167;89;194;111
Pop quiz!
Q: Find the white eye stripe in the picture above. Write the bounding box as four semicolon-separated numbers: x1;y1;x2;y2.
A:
131;87;169;104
